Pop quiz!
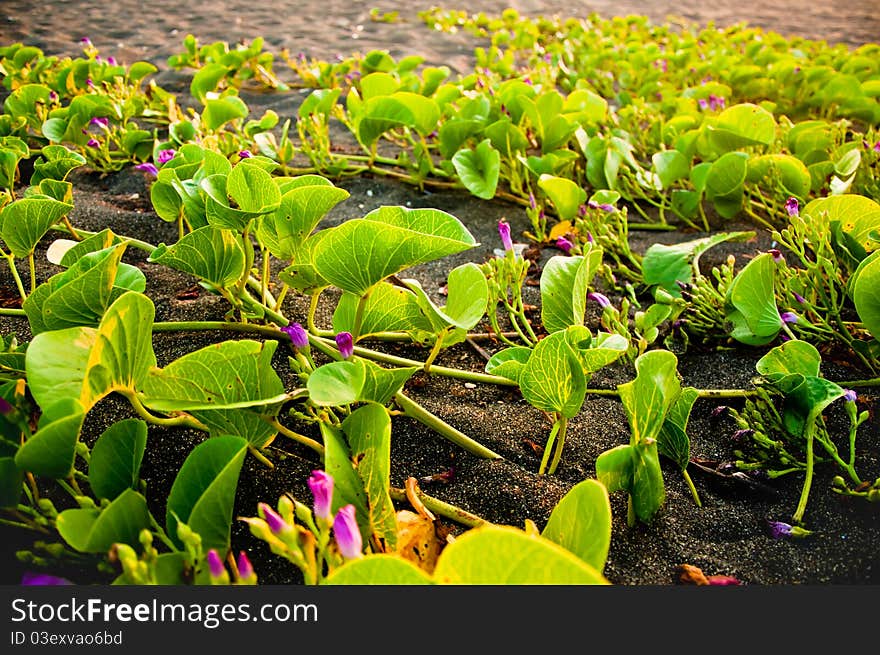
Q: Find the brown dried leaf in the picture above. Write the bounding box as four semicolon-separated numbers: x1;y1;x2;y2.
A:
395;509;443;574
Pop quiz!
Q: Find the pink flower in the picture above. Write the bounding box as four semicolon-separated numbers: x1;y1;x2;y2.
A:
156;149;176;165
332;504;363;560
335;332;354;359
497;219;513;251
308;470;334;521
556;236;574;254
134;162;158;177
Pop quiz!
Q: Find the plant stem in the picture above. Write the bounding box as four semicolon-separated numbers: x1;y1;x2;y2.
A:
267;418;325;456
394;391;501;459
792;410;818;525
538;417;562;475
3;254;27;301
389;486;488;528
547;416;568;475
247;444;275;468
682;467;702;508
148;512;179;552
122;391;208;431
152;320;287;340
0;308;26;317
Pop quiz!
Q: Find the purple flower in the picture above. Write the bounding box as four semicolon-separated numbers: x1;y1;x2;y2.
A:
873;141;880;153
332;504;363;560
785;197;799;217
206;549;225;579
21;572;72;586
86;138;100;148
80;37;92;47
48;90;59;102
731;428;754;442
259;502;292;535
106;56;117;66
86;78;94;88
698;98;709;110
335;332;354;359
134;162;158;177
656;59;668;73
588;292;611;309
156;149;176;165
767;520;793;539
843;389;857;403
528;192;537;210
578;203;588;217
708;94;726;111
281;322;309;349
498;219;513;251
768;248;784;264
556;236;574;254
89;116;109;129
236;551;256;582
586;231;594;244
793;292;806;304
597;203;615;212
308;470;334;521
711;405;729;418
238;150;252;159
780;311;799;325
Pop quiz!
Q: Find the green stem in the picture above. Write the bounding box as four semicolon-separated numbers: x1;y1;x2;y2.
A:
267;418;325;456
28;253;36;294
389;487;488;528
352;290;371;341
682;467;702;508
0;308;26;317
538;418;562;476
792;410;818;524
839;377;880;388
152;320;288;340
248;444;275;468
3;254;27;301
50;225;157;254
122;391;209;431
308;288;324;334
547;416;568;475
394;391;501;459
148;512;179;552
422;328;448;374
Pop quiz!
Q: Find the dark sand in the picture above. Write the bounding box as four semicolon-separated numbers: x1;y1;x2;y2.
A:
0;2;878;587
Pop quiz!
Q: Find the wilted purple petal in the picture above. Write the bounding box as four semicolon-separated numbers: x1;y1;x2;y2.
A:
843;389;857;403
281;322;308;349
767;520;793;539
335;332;354;359
48;91;59;102
134;162;158;177
597;203;615;212
731;428;754;442
86;138;100;148
768;248;785;264
497;219;513;251
711;405;729;418
528;192;536;210
259;502;291;535
308;470;334;521
21;572;72;586
332;504;363;560
785;197;799;217
556;236;574;254
86;78;94;88
588;292;611;309
793;292;806;304
156;149;176;165
89;116;109;128
780;311;799;324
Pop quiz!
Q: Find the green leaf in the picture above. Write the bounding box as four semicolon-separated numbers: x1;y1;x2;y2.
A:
166;435;248;552
324;555;435;584
307;360;366;406
618;349;681;445
746;154;811;198
725;252;781;345
541;479;611;572
342;403;396;550
570;330;629;375
141;340;286;412
518;331;585;418
256;182;349;260
190;63;229;103
540;247;602;333
651;150;689;189
403;262;489;333
312;206;477;296
332;283;426;337
708;102;776;151
451;139;500;200
149;227;246;289
0;196;73;257
432;525;608;584
202;96;248;132
15;398;84;479
189;408;277;448
88;419;147;501
226;162;281;214
853;251;880;339
806;194;880;258
485;346;531;383
658;387;699;471
25;292;156;413
642;231;755;297
57;488;151;553
0;449;23;508
538;174;587;221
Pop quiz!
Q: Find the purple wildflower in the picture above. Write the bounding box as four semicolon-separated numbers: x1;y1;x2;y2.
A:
206;549;225;579
156;149;176;165
698;98;709;110
588;292;611;309
708;94;726;111
874;141;880;153
731;428;754;442
578;203;588;217
556;236;574;254
86;78;94;88
843;389;857;403
332;504;363;560
768;248;785;264
281;322;309;349
335;332;354;359
528;192;537;210
308;470;334;521
48;90;59;102
21;572;72;586
498;219;513;251
134;162;158;177
711;405;729;418
586;231;594;244
89;116;109;129
238;150;252;159
258;502;292;535
86;138;100;148
106;56;117;66
785;197;799;217
80;37;92;47
793;292;806;304
597;203;615;212
780;311;799;325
